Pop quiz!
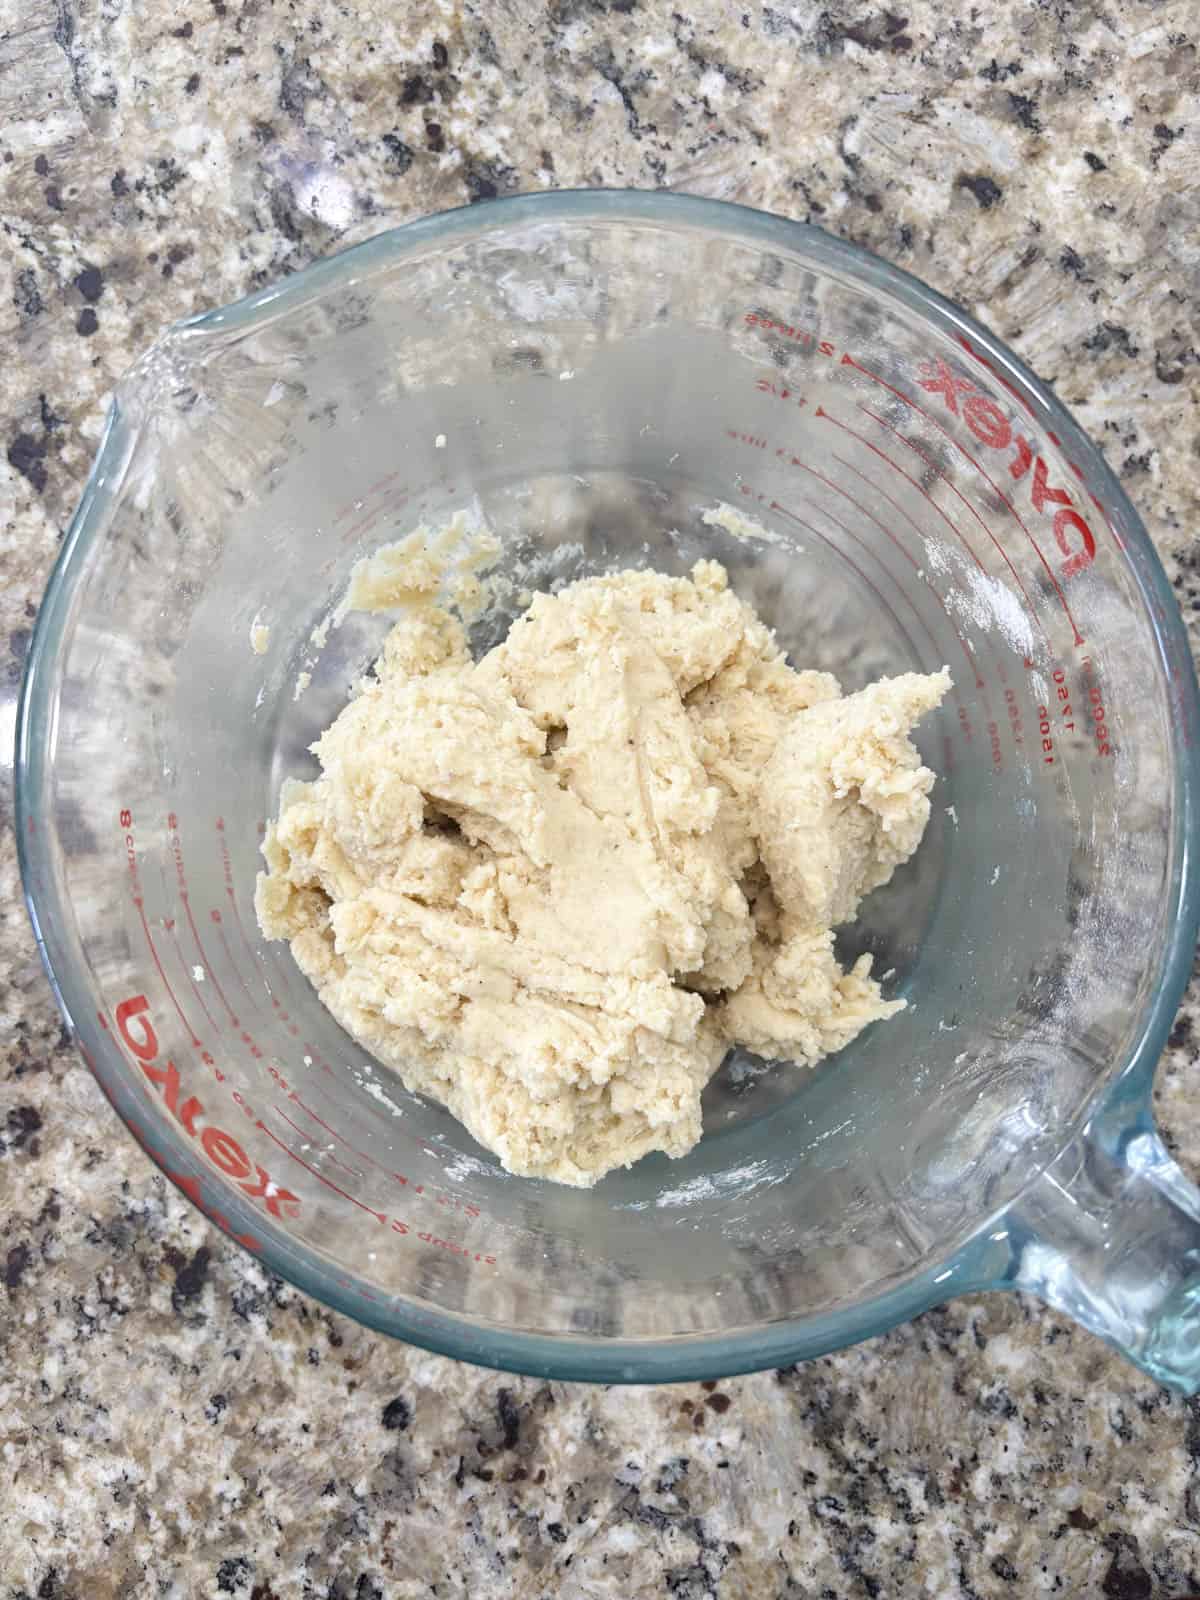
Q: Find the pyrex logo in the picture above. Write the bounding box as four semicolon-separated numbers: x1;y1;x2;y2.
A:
115;995;300;1221
742;312;1099;588
918;353;1097;580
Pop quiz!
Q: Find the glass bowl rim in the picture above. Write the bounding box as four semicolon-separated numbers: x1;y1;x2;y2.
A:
16;188;1200;1381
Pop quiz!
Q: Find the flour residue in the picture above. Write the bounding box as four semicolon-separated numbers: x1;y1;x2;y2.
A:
653;1159;782;1208
947;568;1036;658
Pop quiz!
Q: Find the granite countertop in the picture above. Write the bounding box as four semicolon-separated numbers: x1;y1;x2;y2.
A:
3;2;1200;1595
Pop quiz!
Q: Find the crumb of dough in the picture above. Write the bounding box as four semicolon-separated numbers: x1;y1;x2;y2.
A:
701;502;796;549
257;543;950;1188
334;515;500;625
250;618;270;654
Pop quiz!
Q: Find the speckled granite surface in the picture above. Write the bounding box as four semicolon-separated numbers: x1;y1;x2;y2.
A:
3;2;1200;1595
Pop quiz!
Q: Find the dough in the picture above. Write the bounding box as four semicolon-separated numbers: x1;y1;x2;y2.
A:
256;542;950;1187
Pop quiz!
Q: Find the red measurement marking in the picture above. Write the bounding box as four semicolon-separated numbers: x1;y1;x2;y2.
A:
260;944;323;1051
285;1088;359;1153
213;922;267;1050
840;353;1085;647
817;407;989;579
182;952;219;1033
333;475;407;529
133;897;202;1049
1080;656;1115;757
286;1085;406;1189
202;816;337;1073
779;453;985;691
342;493;411;549
159;865;220;1033
768;501;930;664
853;404;1048;656
183;891;240;1026
218;826;273;988
809;483;985;691
365;469;403;499
274;1104;363;1181
170;823;242;1029
255;1117;388;1223
755;377;808;409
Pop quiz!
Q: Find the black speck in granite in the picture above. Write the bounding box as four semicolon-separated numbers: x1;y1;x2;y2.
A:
73;264;103;303
380;1395;412;1431
1084;149;1108;170
424;121;445;152
1169;1012;1194;1050
381;132;414;175
588;46;656;141
110;167;128;195
463;158;518;203
5;1242;32;1289
956;172;1003;208
1102;1535;1154;1600
1006;90;1041;132
8;431;48;492
277;44;328;123
812;9;906;54
215;1555;252;1593
13;266;43;318
44;184;64;212
1083;321;1140;358
34;153;50;176
185;71;200;94
149;155;186;195
1151;122;1182;166
496;1386;521;1449
3;1104;43;1156
979;57;1022;80
1060;245;1090;279
75;307;98;336
399;72;435;105
9;625;30;681
169;1243;211;1312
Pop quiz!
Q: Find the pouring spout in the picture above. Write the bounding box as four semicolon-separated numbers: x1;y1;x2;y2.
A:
999;1101;1200;1392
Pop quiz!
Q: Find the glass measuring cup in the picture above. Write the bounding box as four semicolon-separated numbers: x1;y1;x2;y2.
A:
16;192;1200;1386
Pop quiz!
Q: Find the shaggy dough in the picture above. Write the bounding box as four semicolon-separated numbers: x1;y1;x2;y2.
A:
256;544;950;1187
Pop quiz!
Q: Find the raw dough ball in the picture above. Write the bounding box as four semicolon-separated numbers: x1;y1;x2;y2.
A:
257;553;950;1187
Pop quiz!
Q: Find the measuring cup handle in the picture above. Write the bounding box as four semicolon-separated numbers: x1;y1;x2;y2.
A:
1000;1105;1200;1391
